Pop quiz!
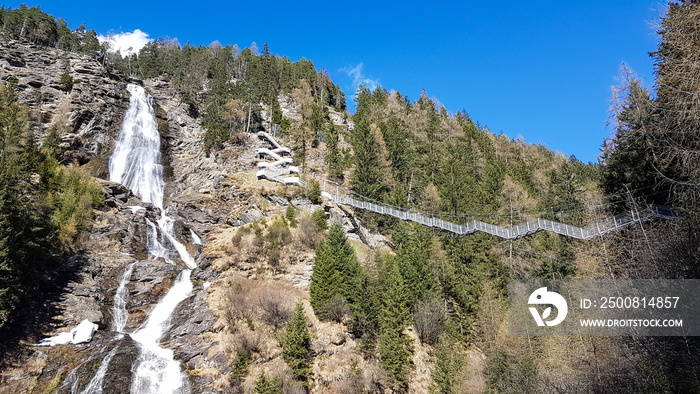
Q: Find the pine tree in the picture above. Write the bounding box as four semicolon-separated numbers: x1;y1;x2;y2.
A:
350;119;384;200
650;1;700;208
349;85;386;201
0;83;55;324
600;66;663;208
378;257;412;392
393;223;440;308
285;204;296;227
202;45;234;153
254;372;282;394
350;272;380;355
307;179;322;205
280;303;312;389
291;79;315;167
309;223;360;319
42;124;61;159
325;124;344;181
430;340;463;393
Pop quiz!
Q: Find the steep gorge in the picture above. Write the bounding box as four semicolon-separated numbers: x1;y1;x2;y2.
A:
0;40;262;392
0;37;379;393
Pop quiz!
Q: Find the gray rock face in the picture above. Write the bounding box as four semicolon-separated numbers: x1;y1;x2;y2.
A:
0;40;129;178
0;40;381;393
143;79;260;237
330;204;391;250
0;42;233;390
48;332;140;394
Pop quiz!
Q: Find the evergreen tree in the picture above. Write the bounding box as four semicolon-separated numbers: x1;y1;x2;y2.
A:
324;124;344;181
42;124;61;159
350;118;384;200
435;138;481;215
307;179;322;205
600;66;663;208
285;204;296;227
290;79;315;167
378;257;412;392
648;1;700;209
254;372;282;394
309;223;360;319
393;223;440;308
430;340;464;394
379;114;413;187
0;83;55;324
202;45;234;153
280;303;312;389
349;271;380;354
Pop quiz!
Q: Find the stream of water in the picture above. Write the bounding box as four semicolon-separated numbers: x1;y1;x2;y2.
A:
107;83;194;393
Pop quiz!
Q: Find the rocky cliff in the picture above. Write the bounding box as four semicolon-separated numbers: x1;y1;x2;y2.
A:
0;40;390;393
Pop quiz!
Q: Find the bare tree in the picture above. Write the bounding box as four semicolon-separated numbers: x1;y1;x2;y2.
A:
413;295;445;345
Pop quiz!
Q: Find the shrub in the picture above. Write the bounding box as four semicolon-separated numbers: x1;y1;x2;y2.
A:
266;218;291;268
230;349;253;388
311;209;328;230
51;166;104;251
223;276;255;326
266;218;291;247
232;225;250;247
59;69;74;91
307;179;322;204
413;295;445;345
296;213;323;250
323;294;351;323
252;222;265;254
235;328;261;354
259;292;293;330
285;204;296;227
254;372;282;394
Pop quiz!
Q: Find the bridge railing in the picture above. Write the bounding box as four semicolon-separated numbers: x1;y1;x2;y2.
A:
327;183;673;240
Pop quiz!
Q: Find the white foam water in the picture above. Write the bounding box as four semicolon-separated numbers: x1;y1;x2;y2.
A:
189;229;202;245
109;84;165;210
109;83;195;393
129;269;193;393
80;347;119;394
113;262;137;333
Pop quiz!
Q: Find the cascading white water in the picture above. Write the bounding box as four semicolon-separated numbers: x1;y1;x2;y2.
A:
110;84;195;269
145;218;170;262
189;229;202;245
109;84;165;210
130;270;193;393
80;346;119;394
109;83;194;393
113;262;137;333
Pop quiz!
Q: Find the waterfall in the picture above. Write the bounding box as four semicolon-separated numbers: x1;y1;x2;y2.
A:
113;262;136;333
129;270;193;393
110;84;195;269
80;347;119;394
109;83;194;393
189;229;202;245
109;84;164;210
145;218;170;262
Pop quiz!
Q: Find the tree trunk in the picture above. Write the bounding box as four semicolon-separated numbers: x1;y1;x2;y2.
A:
246;102;252;133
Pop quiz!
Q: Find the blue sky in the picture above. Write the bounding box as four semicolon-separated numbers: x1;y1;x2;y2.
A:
6;1;663;162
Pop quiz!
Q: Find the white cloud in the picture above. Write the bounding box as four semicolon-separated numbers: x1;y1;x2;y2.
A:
341;63;379;94
98;29;151;56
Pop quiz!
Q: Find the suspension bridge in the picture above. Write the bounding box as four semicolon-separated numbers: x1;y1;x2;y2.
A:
321;180;677;240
